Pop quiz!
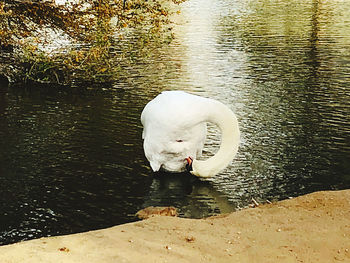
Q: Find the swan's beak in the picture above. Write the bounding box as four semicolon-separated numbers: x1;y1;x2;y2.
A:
185;157;193;172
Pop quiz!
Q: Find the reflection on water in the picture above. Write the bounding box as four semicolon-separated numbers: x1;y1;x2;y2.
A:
1;0;350;245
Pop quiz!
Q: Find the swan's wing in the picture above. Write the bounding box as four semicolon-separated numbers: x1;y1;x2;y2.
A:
140;91;209;172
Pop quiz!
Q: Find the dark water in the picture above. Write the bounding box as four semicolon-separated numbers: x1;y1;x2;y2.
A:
1;0;350;245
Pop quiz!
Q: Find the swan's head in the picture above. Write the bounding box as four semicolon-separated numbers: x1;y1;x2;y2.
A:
185;156;210;177
185;155;229;178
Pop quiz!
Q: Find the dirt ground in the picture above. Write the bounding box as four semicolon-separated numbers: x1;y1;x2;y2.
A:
0;190;349;263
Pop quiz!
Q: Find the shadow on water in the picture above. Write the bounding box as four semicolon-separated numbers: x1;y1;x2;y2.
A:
0;85;147;244
143;172;236;218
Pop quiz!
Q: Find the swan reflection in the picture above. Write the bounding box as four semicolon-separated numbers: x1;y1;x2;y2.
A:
141;172;236;218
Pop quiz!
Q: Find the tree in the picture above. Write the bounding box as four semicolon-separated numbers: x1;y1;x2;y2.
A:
0;0;184;87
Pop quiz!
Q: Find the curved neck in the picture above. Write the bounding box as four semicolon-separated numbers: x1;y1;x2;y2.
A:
191;100;240;178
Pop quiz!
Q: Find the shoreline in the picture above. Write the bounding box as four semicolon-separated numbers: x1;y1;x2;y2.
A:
1;189;349;262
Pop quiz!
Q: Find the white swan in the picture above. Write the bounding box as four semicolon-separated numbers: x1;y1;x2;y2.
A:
141;91;240;178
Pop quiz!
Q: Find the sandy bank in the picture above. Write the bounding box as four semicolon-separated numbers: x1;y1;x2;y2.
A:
1;190;349;263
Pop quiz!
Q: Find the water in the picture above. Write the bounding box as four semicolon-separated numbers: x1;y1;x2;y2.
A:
1;0;350;245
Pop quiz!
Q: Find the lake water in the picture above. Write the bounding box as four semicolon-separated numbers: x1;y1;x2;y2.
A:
1;0;349;245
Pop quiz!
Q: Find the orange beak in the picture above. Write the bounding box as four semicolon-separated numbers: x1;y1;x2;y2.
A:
185;157;193;166
185;157;193;172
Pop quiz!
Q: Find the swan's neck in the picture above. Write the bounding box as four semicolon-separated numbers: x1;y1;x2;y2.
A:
191;100;240;177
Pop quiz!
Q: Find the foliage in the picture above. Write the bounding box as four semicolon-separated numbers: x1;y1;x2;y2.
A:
0;0;185;87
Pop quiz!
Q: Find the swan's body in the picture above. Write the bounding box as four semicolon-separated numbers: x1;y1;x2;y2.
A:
141;91;240;178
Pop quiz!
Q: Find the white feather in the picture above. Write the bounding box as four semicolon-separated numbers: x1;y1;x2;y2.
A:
141;91;240;177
